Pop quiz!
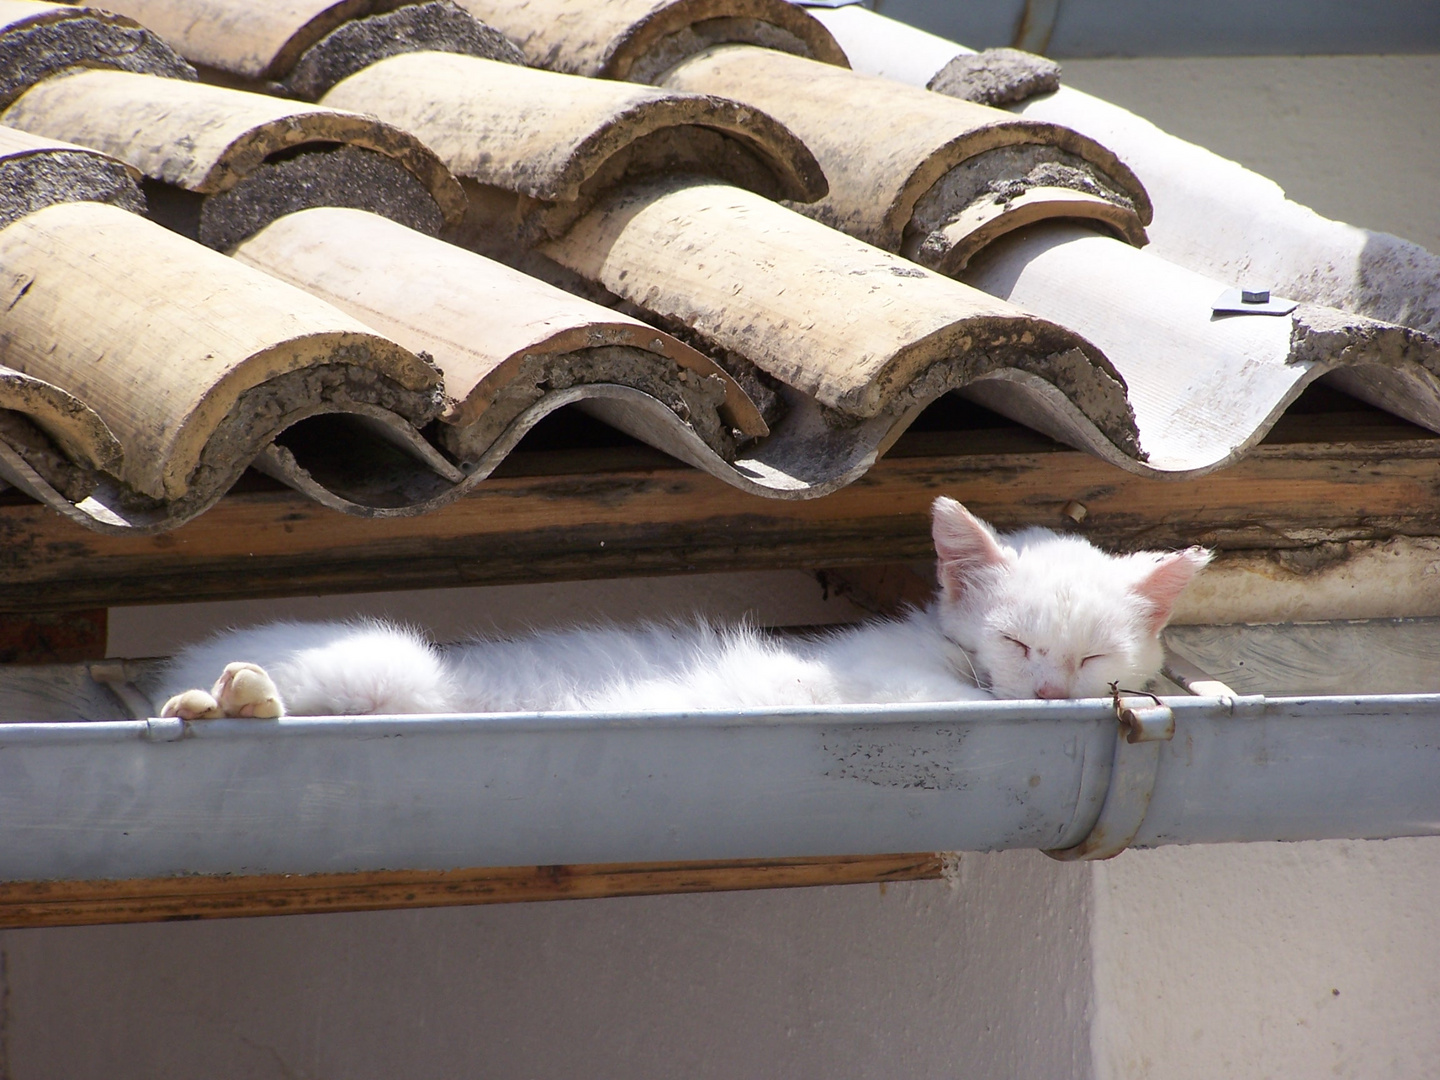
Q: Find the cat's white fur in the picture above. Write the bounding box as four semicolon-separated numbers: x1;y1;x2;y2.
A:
156;498;1211;718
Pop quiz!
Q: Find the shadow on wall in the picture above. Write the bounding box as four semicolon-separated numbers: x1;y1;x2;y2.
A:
0;855;1095;1080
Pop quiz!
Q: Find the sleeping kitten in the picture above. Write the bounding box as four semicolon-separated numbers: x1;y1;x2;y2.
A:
157;498;1210;718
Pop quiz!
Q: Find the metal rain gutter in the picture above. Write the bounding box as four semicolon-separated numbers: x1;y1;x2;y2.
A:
1;692;1437;882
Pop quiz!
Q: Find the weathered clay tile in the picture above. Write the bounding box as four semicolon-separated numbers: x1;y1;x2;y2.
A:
658;45;1150;271
0;7;791;519
0;363;124;507
0;0;194;107
452;0;846;80
0;125;133;509
322;51;826;242
0;123;145;229
3;67;465;250
233;206;770;509
0;200;447;528
281;0;527;100
96;0;528;97
88;0;377;81
314;50;1145;475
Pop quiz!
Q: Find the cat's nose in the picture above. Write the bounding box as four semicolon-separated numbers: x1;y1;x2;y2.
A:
1035;683;1068;700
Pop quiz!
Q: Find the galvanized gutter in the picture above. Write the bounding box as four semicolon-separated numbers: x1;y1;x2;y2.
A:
1;693;1437;881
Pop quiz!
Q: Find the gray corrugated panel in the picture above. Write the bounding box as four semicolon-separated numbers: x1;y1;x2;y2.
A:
0;693;1436;880
865;0;1440;58
961;223;1440;473
642;12;1440;469
813;4;1440;340
1012;86;1440;339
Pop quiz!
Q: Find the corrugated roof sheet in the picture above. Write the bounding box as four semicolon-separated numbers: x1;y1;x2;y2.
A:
0;0;1437;534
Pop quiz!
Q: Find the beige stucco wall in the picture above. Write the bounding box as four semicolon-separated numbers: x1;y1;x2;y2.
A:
0;53;1436;1080
0;852;1096;1078
1056;58;1440;1078
1091;838;1440;1080
1061;55;1440;254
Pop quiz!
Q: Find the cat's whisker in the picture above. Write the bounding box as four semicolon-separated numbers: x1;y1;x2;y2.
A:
957;646;987;691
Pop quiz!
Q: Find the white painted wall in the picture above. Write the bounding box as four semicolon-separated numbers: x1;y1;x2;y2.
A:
0;851;1094;1078
1;52;1437;1080
104;569;865;658
1091;839;1440;1080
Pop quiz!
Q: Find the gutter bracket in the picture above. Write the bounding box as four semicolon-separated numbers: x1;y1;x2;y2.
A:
88;661;158;720
1043;695;1174;861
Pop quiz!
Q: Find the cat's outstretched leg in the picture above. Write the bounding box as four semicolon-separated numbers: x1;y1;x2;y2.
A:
160;662;284;719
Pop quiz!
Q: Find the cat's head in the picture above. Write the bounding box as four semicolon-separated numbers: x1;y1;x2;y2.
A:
930;497;1211;700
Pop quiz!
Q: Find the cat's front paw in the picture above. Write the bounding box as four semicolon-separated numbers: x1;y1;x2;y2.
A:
160;688;223;720
213;662;284;718
160;662;285;720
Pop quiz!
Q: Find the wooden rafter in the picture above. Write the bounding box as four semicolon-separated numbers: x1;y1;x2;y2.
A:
2;403;1436;615
0;854;945;928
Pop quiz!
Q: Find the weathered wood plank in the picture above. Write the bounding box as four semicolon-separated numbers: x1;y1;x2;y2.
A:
1166;618;1440;697
1;423;1437;614
0;853;945;928
0;610;106;664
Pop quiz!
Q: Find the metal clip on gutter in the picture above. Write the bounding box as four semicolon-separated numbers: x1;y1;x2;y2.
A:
1045;692;1176;861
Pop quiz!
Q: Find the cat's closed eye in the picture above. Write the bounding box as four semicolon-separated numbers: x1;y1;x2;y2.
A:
1080;654;1107;666
1002;635;1031;657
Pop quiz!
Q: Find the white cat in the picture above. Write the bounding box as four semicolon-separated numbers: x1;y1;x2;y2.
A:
156;498;1210;719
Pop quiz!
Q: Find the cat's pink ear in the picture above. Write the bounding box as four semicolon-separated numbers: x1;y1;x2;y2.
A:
932;497;1008;602
1133;547;1213;633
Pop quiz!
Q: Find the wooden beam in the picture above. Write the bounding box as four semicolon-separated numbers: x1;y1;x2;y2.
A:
0;853;946;928
1;414;1437;614
815;564;936;617
0;609;106;663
